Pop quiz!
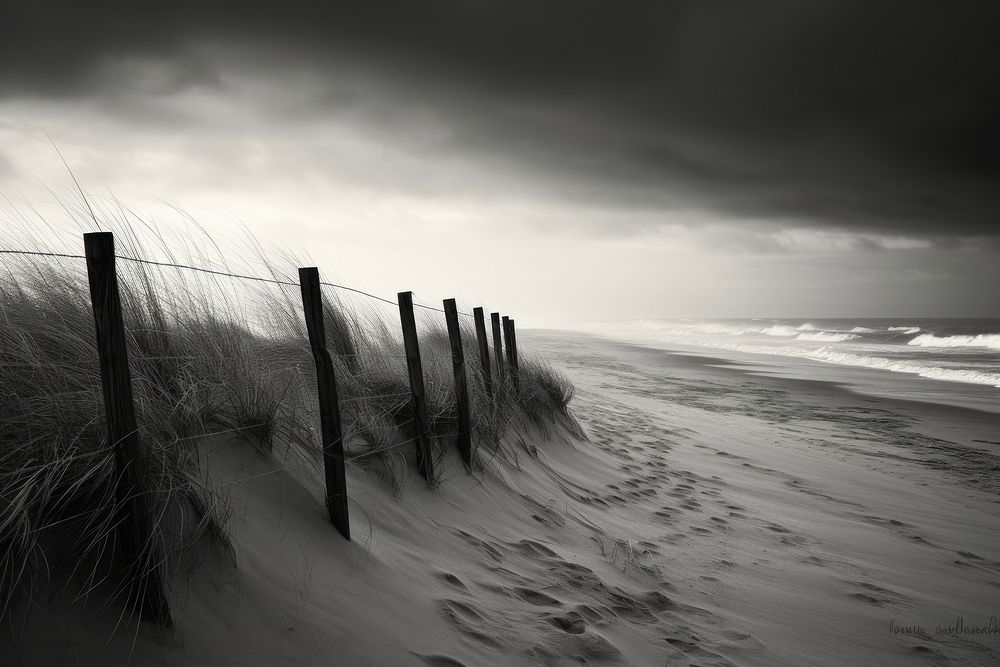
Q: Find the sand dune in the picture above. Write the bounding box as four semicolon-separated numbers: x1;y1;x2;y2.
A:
5;330;1000;665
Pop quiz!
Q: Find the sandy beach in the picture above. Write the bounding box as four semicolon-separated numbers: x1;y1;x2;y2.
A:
7;328;998;666
526;330;1000;665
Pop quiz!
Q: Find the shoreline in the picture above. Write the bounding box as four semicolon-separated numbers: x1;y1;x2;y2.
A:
552;327;1000;432
529;329;1000;497
571;324;1000;416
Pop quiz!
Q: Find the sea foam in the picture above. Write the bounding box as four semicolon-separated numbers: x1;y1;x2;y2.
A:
712;342;1000;388
797;332;860;342
908;333;1000;350
761;325;799;336
806;348;1000;387
588;320;1000;389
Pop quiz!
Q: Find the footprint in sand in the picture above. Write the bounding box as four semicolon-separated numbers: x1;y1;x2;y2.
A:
438;599;505;650
514;587;563;607
509;539;560;559
452;529;504;562
664;637;732;665
546;610;586;634
954;551;1000;572
858;515;935;546
848;581;910;607
718;629;766;651
436;572;468;590
417;654;467;667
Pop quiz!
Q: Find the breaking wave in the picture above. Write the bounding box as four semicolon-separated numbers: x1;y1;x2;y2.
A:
590;319;1000;390
908;333;1000;350
710;342;1000;388
796;332;860;342
805;348;1000;388
762;325;799;336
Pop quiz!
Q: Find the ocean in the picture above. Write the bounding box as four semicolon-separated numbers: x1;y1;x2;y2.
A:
585;318;1000;413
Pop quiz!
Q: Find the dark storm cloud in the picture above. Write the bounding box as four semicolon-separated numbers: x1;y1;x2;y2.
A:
2;1;998;234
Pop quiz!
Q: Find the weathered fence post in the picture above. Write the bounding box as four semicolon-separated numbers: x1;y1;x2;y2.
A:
398;292;435;483
472;307;493;398
491;312;505;381
503;316;520;392
509;319;520;373
502;315;513;366
84;231;172;626
443;299;472;467
298;268;350;540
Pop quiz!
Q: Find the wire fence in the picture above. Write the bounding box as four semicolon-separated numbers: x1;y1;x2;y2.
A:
0;241;513;429
0;248;475;317
1;238;521;553
0;231;533;626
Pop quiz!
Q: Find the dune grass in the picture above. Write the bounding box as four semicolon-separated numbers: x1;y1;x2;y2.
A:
0;214;575;629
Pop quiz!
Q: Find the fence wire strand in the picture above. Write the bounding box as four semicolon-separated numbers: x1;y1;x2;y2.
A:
1;248;478;318
0;249;86;261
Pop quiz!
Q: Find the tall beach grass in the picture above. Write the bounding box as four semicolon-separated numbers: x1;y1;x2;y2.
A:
0;205;575;631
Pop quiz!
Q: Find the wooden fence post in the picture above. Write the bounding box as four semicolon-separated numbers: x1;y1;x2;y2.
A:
472;307;493;398
397;292;435;483
491;312;504;381
502;315;514;366
298;268;350;540
509;319;520;373
443;299;472;467
503;316;520;392
84;231;172;627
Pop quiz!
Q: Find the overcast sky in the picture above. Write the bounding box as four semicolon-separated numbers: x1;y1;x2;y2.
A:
1;1;998;323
